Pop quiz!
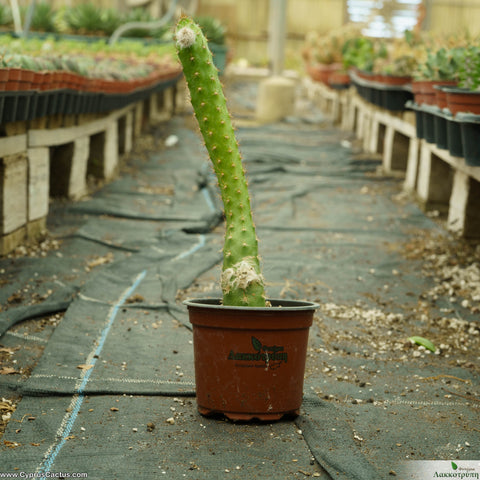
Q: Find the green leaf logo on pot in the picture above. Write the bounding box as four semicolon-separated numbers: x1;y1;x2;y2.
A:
252;336;263;352
228;336;288;370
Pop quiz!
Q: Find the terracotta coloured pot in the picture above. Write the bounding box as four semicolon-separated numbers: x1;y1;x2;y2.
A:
20;69;35;90
445;87;480;115
355;69;381;83
43;72;56;91
375;74;411;86
308;63;342;85
411;80;427;104
5;67;22;91
328;71;350;89
0;68;9;91
420;80;440;105
31;71;45;90
434;85;452;110
184;298;318;421
86;78;100;93
419;80;457;106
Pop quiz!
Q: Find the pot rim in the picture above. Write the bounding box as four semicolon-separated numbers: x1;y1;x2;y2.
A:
183;297;319;311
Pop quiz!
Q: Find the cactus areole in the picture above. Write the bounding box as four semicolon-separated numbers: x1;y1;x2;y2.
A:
176;17;266;307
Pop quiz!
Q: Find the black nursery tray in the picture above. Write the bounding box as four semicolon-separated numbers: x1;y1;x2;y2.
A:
0;73;183;122
351;70;413;111
456;112;480;166
0;91;36;123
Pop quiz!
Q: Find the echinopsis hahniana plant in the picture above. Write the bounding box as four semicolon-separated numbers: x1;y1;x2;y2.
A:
175;17;266;307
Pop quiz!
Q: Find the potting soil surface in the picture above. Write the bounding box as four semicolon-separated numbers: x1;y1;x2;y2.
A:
0;80;479;480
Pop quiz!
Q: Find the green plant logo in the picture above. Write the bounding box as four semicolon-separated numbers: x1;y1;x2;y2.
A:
228;336;288;369
431;461;480;479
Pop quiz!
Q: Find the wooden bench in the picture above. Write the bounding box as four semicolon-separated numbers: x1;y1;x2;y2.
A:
307;78;480;239
0;84;181;255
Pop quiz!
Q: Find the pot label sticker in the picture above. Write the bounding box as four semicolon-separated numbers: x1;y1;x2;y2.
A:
227;336;288;370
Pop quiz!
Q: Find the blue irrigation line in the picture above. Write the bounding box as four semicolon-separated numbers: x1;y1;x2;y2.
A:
174;234;206;261
37;269;147;474
201;186;217;213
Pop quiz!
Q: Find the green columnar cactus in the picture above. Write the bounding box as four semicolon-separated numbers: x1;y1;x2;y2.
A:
176;17;266;307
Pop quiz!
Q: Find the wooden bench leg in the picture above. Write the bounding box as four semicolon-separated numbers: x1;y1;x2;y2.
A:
50;137;89;199
118;110;134;155
404;137;420;191
448;170;480;238
416;142;453;212
28;147;49;224
1;153;27;236
88;122;118;181
383;126;409;173
133;101;144;139
0;153;28;254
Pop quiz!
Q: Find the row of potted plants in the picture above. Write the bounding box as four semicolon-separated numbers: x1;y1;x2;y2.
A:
0;35;181;124
0;2;170;40
0;2;228;49
0;4;229;75
304;28;480;165
0;73;182;125
407;44;480;166
304;28;480;97
0;36;181;95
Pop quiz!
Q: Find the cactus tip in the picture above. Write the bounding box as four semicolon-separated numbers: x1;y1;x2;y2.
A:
176;26;196;49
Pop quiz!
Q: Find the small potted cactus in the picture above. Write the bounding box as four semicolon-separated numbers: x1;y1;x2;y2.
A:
176;17;318;422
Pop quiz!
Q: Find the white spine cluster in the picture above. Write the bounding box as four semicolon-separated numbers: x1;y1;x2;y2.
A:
221;258;265;293
176;27;196;49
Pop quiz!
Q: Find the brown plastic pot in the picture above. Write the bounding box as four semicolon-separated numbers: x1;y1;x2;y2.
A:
307;63;342;85
184;298;318;422
445;87;480;115
375;74;411;86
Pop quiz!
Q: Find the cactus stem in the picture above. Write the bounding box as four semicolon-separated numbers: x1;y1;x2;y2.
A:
176;17;266;307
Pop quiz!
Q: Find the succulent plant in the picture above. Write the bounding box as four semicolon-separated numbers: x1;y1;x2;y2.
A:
31;2;57;33
64;2;105;35
193;16;226;45
176;17;266;307
413;46;464;82
0;3;12;28
121;8;168;39
372;30;425;77
342;36;388;72
458;45;480;91
2;52;36;69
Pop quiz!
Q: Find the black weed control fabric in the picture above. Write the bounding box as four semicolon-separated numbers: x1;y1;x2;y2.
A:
1;85;479;479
